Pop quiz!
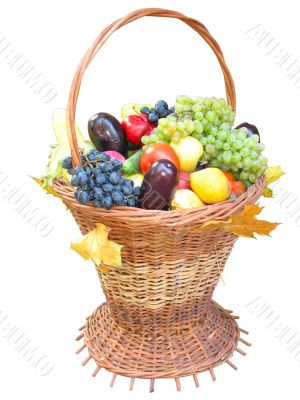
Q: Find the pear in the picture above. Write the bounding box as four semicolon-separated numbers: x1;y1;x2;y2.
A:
191;168;231;204
170;136;203;173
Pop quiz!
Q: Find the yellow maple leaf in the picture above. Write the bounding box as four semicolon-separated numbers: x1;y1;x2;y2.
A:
31;176;60;198
71;223;123;273
197;204;279;238
263;166;285;197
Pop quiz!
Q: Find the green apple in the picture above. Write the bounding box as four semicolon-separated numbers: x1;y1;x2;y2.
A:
121;103;152;119
170;136;203;172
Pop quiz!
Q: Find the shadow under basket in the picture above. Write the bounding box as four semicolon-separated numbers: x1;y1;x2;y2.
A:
55;7;266;392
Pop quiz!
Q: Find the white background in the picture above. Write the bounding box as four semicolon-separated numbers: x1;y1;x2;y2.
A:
0;0;299;399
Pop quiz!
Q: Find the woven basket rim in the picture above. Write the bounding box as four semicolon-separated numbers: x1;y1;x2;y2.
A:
53;174;266;223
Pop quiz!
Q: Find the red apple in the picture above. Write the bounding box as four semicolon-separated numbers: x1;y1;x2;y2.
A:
178;171;191;190
103;150;126;163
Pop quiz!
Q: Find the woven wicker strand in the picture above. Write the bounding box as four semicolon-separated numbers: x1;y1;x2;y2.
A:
54;8;266;389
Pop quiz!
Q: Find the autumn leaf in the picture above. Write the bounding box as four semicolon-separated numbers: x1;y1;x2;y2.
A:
197;204;279;238
263;166;285;197
71;223;123;273
31;176;60;198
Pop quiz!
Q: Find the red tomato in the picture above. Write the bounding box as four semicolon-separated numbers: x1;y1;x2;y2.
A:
140;144;180;174
222;171;236;182
230;181;246;198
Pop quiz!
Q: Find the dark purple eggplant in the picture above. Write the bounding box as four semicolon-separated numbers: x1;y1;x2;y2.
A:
139;159;179;210
235;122;260;142
88;112;128;157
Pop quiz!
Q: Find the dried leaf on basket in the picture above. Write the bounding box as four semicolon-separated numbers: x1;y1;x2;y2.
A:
196;204;279;238
31;176;60;198
263;166;285;198
71;223;123;273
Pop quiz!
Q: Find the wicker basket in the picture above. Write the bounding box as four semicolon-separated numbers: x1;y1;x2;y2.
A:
53;8;265;390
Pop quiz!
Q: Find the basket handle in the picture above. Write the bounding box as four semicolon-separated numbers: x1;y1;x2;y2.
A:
67;8;236;166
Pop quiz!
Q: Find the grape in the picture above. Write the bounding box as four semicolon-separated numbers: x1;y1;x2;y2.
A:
223;151;232;163
112;191;124;204
74;166;83;174
94;187;104;200
124;179;134;188
102;183;113;193
71;175;80;187
62;157;72;169
132;186;141;196
111;159;123;170
93;167;102;175
206;144;215;154
148;112;159;124
74;190;81;201
67;168;75;175
127;198;137;207
103;195;113;210
155;100;168;109
78;191;90;205
140;106;150;115
62;150;141;208
122;185;133;195
93;199;103;207
89;178;96;188
99;153;110;162
102;162;114;173
87;152;97;161
109;172;121;185
96;174;107;185
176;95;192;105
78;172;89;185
154;105;168;117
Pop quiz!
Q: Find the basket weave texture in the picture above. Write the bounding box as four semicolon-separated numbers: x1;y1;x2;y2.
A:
54;176;265;328
54;8;266;379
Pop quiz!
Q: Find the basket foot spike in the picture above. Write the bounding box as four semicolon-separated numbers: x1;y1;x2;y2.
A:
175;377;181;391
226;360;238;370
110;373;117;388
92;365;101;377
239;337;252;347
149;379;155;393
240;328;249;335
82;355;92;366
236;347;247;356
193;374;200;388
129;377;135;391
76;332;84;341
209;368;216;381
75;343;86;355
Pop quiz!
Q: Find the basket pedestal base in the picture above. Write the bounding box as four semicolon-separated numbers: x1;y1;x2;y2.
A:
76;300;251;391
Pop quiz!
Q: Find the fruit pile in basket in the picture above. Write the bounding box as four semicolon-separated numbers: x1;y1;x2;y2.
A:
43;96;270;210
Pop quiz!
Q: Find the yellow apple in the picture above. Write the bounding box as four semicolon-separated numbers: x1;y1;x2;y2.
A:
171;189;205;210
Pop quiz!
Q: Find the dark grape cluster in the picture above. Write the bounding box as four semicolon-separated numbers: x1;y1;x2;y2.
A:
61;149;141;209
140;100;174;125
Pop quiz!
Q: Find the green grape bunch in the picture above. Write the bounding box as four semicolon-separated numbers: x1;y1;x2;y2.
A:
141;95;268;186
